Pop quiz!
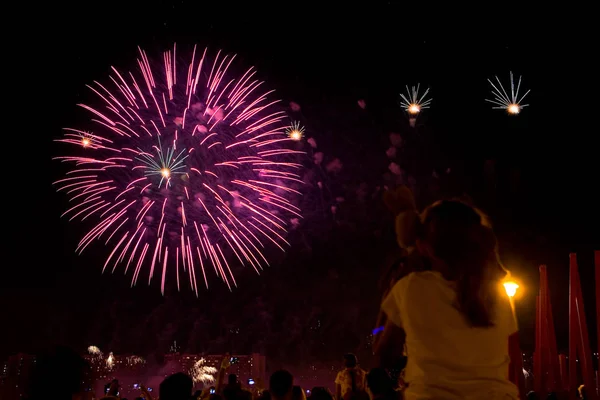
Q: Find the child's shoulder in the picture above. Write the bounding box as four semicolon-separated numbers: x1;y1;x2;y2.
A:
393;270;450;298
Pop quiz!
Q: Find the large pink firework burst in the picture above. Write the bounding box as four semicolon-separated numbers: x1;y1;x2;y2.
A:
54;44;304;294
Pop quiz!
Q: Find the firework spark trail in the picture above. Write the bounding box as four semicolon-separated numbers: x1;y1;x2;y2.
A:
486;71;530;114
285;121;305;141
399;83;432;115
106;352;115;370
54;44;304;294
190;358;218;384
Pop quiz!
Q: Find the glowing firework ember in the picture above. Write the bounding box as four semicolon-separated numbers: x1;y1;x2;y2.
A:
408;104;420;114
286;121;304;141
106;352;115;370
486;71;530;114
399;84;432;115
54;45;304;294
88;345;102;355
189;358;218;384
57;131;100;150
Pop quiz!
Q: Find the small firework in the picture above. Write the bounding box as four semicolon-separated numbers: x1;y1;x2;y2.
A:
135;141;189;188
169;340;180;354
286;121;305;141
106;352;115;370
56;130;109;150
189;358;218;384
486;72;530;115
126;355;145;365
87;345;102;355
399;84;432;115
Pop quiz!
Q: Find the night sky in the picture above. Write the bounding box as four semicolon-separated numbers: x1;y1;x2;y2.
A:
3;3;598;360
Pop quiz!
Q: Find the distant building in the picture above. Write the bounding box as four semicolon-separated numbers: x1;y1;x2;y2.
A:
0;353;36;399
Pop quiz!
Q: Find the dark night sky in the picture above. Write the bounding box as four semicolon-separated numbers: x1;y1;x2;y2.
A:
2;3;598;358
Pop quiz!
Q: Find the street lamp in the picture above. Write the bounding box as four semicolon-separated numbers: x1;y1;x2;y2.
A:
503;281;520;298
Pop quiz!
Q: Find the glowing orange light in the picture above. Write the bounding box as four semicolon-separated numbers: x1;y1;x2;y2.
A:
289;130;302;141
82;138;91;147
408;104;421;115
507;104;521;115
503;281;519;298
161;168;171;178
286;121;305;141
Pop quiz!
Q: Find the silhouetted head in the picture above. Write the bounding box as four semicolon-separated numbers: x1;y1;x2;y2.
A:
224;387;238;400
309;387;333;400
526;391;538;400
258;390;272;400
343;354;357;368
417;200;507;327
159;372;193;400
366;368;393;397
269;370;293;400
292;386;306;400
228;373;238;385
108;379;120;396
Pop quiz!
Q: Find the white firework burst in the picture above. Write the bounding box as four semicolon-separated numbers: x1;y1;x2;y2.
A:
106;352;115;370
87;345;102;356
399;84;432;115
486;71;530;115
136;141;189;188
189;358;218;384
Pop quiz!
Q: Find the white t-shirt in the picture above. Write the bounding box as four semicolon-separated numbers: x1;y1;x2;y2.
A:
381;271;519;400
335;367;367;399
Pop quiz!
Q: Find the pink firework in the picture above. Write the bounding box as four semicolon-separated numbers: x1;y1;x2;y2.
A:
54;45;304;294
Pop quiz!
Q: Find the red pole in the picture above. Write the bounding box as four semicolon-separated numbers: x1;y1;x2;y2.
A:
540;266;553;392
569;253;598;400
569;254;579;400
595;251;599;367
558;354;568;391
541;265;562;393
534;294;543;395
575;271;597;400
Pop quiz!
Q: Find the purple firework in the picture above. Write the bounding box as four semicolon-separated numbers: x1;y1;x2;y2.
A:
54;44;304;294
